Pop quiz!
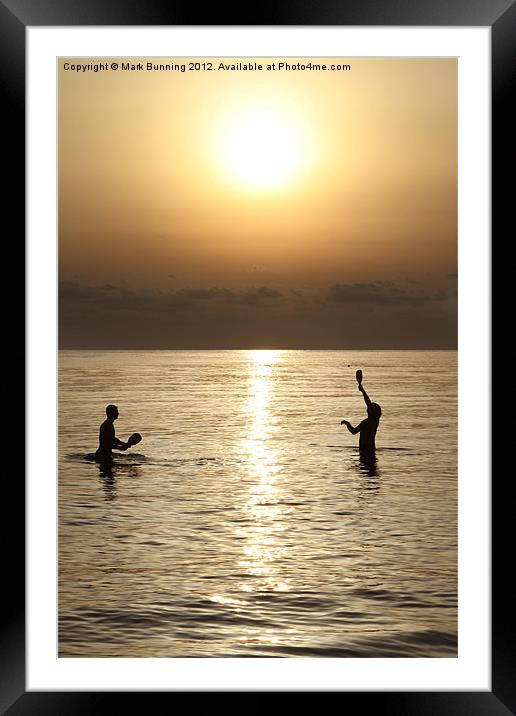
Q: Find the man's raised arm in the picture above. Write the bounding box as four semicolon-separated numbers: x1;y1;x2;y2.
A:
359;384;372;408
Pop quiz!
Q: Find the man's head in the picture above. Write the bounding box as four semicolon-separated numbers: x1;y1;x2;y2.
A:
367;402;382;420
106;404;119;420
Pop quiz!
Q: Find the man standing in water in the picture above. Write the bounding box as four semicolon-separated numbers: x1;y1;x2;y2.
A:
341;378;382;450
95;404;129;462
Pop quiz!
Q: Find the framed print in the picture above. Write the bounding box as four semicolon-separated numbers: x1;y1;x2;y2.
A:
4;0;511;711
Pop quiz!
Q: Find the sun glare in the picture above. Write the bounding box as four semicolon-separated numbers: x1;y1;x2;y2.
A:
218;109;308;192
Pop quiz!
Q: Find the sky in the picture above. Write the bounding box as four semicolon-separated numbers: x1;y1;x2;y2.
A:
59;57;457;349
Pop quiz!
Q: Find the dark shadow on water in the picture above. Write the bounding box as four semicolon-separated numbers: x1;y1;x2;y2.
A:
97;460;140;501
98;463;117;501
77;452;146;463
358;448;379;478
352;449;381;504
324;445;414;453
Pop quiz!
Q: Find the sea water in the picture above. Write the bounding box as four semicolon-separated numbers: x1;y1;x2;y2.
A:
58;350;457;657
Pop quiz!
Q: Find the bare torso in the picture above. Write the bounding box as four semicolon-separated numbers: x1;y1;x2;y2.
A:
97;419;115;455
358;416;379;449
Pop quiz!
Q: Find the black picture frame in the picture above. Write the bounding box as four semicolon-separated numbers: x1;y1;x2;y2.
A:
6;0;509;712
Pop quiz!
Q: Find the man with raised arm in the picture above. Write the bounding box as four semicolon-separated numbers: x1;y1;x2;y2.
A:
341;375;382;450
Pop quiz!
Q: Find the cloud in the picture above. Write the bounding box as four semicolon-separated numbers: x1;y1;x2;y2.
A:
59;281;107;301
230;287;282;304
98;283;123;291
59;281;187;309
177;287;232;301
176;286;282;304
59;281;282;311
326;282;448;307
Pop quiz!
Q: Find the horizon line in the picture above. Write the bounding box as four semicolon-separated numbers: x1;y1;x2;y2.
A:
58;347;458;352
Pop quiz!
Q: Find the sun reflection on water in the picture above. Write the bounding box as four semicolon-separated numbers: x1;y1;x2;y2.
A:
238;350;291;595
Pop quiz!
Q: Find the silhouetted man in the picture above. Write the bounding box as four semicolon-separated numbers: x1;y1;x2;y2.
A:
95;404;128;462
341;383;382;450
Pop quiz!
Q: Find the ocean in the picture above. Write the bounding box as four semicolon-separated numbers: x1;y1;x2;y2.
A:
58;349;457;657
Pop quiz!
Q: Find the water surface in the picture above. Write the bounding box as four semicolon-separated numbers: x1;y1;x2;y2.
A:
59;350;457;657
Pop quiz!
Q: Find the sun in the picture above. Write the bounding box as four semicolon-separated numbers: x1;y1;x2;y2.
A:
218;109;308;192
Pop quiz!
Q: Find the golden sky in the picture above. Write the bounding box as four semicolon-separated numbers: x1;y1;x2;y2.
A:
59;58;457;349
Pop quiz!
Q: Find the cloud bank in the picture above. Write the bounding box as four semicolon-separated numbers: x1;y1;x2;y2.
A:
59;278;457;349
